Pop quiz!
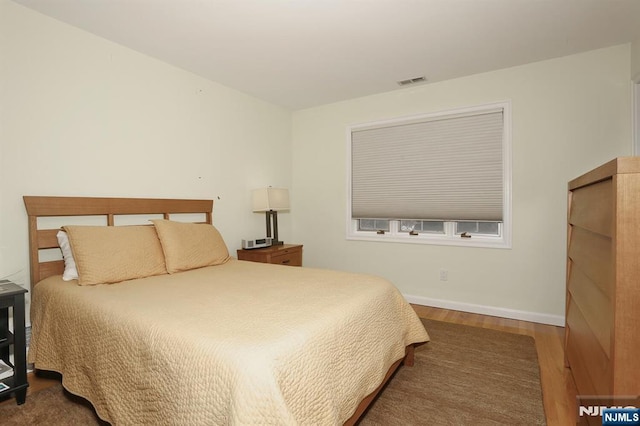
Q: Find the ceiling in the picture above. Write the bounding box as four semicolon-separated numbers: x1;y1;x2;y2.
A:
13;0;640;110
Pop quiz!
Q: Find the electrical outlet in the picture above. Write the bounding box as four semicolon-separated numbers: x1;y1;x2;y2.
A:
439;269;448;281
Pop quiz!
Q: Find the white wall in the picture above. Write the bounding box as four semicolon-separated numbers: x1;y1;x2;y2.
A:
291;45;632;324
0;1;293;301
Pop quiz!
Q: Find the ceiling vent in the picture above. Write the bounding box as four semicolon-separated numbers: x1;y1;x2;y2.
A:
397;76;427;86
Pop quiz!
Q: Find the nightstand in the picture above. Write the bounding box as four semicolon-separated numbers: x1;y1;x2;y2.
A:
237;244;303;266
0;280;28;405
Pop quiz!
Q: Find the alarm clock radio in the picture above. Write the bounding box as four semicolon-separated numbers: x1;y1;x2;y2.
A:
241;237;273;249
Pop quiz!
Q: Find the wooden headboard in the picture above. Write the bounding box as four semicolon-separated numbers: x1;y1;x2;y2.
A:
23;196;213;286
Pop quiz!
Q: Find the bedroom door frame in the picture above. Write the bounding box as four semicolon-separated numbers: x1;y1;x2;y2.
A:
634;79;640;155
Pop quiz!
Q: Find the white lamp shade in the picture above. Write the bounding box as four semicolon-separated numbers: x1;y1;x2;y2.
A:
252;187;290;212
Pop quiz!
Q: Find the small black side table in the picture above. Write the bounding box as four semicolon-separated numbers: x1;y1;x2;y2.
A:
0;280;28;405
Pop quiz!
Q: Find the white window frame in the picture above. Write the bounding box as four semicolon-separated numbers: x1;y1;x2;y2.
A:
346;101;512;249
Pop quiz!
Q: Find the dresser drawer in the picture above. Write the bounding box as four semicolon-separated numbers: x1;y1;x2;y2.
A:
566;298;611;395
568;265;611;357
569;179;612;237
271;250;302;266
568;226;612;297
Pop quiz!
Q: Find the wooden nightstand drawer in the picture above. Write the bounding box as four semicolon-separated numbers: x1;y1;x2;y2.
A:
270;250;302;266
237;244;303;267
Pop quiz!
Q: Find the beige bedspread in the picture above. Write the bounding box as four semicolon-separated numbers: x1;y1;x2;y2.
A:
29;259;429;425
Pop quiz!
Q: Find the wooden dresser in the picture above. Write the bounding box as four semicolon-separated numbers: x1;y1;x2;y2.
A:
565;157;640;404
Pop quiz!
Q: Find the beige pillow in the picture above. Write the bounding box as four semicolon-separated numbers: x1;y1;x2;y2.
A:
63;225;167;286
151;219;230;273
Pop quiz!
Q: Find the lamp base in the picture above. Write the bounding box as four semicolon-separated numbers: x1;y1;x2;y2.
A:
265;211;284;246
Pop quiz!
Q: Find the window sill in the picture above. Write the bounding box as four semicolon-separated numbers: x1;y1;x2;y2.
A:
346;233;511;249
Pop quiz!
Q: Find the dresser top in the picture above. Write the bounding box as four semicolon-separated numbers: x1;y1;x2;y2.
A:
239;244;302;254
569;157;640;191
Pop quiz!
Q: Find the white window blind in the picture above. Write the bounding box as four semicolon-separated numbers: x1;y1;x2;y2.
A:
351;109;504;221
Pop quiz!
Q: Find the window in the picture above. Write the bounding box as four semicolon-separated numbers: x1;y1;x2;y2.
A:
358;219;390;232
347;101;511;248
455;221;500;236
400;220;445;234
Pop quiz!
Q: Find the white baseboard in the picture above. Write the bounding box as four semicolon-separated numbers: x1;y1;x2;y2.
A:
404;294;565;327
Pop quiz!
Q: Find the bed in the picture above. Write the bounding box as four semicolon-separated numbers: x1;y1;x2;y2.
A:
23;195;429;425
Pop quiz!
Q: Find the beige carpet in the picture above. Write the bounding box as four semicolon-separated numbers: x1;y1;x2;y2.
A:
360;319;546;425
0;382;108;426
0;319;545;425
